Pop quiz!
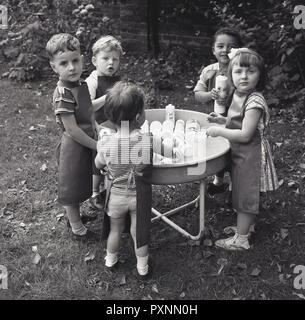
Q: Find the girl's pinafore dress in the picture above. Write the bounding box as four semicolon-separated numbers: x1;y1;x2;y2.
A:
226;91;279;215
54;80;95;205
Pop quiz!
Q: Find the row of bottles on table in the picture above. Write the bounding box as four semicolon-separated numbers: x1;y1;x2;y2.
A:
141;104;206;164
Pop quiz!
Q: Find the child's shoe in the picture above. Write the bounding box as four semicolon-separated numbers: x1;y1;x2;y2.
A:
66;212;98;229
207;182;228;196
225;191;232;207
89;190;106;210
223;224;255;235
104;252;119;271
135;264;153;281
71;229;101;242
105;261;120;272
215;233;250;251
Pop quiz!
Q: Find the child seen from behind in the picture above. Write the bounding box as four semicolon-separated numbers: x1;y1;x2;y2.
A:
95;81;153;278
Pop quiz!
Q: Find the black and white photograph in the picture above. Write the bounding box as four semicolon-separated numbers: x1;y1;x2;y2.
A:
0;0;305;305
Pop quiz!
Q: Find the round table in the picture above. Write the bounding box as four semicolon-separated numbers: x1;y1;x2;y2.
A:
145;109;230;240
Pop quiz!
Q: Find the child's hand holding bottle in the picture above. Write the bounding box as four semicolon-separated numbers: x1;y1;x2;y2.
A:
207;112;226;124
210;88;219;100
206;126;221;137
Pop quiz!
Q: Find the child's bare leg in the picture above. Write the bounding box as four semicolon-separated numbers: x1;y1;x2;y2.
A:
107;217;125;252
215;211;254;250
90;175;104;210
105;217;125;267
213;170;225;185
64;204;87;235
237;212;256;235
92;174;103;196
207;169;228;195
130;213;149;275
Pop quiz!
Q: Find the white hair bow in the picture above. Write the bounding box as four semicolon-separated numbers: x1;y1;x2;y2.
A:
228;48;249;60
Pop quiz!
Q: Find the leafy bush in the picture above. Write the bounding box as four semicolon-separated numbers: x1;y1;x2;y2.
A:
209;0;305;107
1;0;304;111
0;0;118;81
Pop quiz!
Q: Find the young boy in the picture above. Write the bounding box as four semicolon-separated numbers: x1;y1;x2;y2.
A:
86;35;123;210
46;33;99;241
194;28;242;196
95;81;153;279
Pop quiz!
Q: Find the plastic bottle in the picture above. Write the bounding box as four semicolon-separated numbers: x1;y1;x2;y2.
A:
140;120;149;133
162;137;174;159
150;121;162;134
165;104;175;123
162;120;174;132
214;75;228;115
162;120;174;139
152;131;162;155
174;119;185;133
185;119;200;140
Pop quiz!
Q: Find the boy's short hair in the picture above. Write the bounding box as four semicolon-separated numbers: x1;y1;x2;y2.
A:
227;48;266;91
104;81;145;125
213;27;243;47
92;35;123;57
46;33;80;60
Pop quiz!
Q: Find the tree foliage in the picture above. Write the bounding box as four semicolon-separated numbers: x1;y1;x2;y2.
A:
1;0;304;111
0;0;118;80
209;0;305;107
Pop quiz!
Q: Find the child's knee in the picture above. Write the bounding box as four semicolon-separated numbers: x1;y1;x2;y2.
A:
110;217;125;233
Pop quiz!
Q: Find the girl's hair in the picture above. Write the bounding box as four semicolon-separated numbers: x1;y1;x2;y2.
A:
46;33;80;60
213;27;243;47
104;81;145;125
92;35;123;57
227;48;266;91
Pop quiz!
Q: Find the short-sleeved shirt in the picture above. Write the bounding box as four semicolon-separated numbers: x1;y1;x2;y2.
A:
96;129;153;194
53;79;94;136
52;79;95;205
85;70;121;124
194;63;220;93
194;62;231;112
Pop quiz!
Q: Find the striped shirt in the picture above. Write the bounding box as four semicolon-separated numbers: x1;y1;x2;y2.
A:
96;129;153;194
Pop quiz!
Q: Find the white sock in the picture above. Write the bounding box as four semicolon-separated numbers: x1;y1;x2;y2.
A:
105;251;118;267
70;221;87;235
213;176;223;186
136;255;149;275
92;191;100;197
236;233;249;241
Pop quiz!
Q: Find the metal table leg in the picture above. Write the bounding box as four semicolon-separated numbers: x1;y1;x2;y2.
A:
151;179;206;240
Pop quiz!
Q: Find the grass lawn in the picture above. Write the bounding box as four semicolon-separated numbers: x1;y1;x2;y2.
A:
0;54;305;300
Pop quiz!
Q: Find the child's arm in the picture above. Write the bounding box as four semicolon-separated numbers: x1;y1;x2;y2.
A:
61;114;97;150
91;94;106;112
95;139;107;169
85;71;106;112
207;108;262;143
95;153;106;170
195;88;219;104
194;67;219;104
207;112;227;124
